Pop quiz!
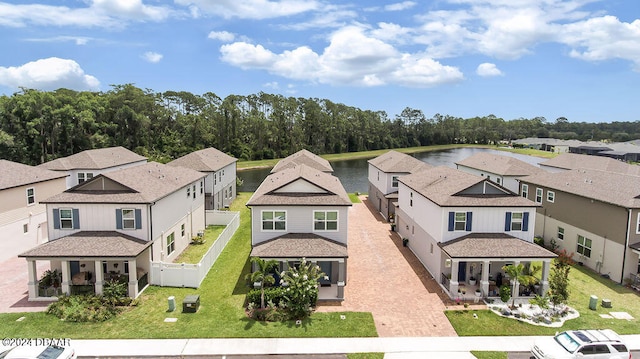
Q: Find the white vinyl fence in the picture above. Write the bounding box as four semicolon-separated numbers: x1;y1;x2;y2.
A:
150;210;240;288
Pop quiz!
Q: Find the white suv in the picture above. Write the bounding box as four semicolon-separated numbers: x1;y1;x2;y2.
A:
532;329;631;359
0;345;76;359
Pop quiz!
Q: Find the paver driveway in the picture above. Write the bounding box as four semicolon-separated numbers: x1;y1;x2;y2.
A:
316;197;458;337
0;256;50;313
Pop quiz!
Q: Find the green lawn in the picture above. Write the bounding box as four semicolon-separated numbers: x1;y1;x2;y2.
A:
447;263;640;336
172;225;226;264
349;193;363;203
0;192;377;339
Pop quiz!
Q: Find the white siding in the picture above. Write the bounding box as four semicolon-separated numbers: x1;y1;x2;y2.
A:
397;182;443;240
367;164;386;194
151;180;206;243
65;160;147;188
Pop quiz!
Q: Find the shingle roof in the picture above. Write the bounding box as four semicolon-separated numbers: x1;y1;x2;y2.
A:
539;153;640;175
271;149;333;173
167;147;237;172
455;152;543;176
399;166;536;207
521;168;640;208
42;162;205;204
39;146;146;171
439;233;557;259
251;233;347;258
19;231;151;258
368;150;431;173
247;164;351;206
0;160;67;190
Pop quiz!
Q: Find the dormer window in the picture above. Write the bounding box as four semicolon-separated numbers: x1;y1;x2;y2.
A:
78;172;93;183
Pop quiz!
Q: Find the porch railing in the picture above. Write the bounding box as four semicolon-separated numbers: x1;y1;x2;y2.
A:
441;273;451;288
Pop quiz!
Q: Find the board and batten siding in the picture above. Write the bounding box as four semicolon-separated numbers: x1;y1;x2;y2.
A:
150;180;206;244
368;164;400;195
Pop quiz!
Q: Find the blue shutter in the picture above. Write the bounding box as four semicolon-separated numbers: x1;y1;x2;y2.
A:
465;212;473;231
505;212;512;232
448;212;454;231
135;209;142;229
116;209;123;229
53;209;60;229
72;208;80;229
523;212;529;232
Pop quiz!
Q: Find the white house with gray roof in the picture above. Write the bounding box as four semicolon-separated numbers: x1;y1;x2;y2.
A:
395;166;556;299
39;146;147;189
167;147;238;210
538;153;640;175
270;149;334;174
19;162;206;300
455;152;543;193
0;160;67;262
247;157;351;301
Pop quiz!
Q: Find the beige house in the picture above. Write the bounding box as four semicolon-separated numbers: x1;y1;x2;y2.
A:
270;149;334;174
538;153;640;175
0;160;67;262
521;168;640;284
455;152;543;193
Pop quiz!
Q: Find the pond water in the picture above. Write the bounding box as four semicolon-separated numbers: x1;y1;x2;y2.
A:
237;147;545;193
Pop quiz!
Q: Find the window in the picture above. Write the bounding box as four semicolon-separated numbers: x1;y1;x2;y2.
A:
511;212;523;231
181;223;185;237
192;184;196;199
636;213;640;233
410;192;413;207
262;211;286;231
122;209;135;229
25;187;36;206
77;172;93;183
449;211;472;231
214;173;217;185
314;211;338;231
166;232;175;255
454;212;467;231
547;191;555;203
577;235;592;258
377;171;379;181
521;184;529;198
200;181;204;194
392;176;399;188
187;186;191;198
535;188;543;203
23;223;28;233
505;212;528;232
60;208;73;229
497;177;501;185
557;227;565;240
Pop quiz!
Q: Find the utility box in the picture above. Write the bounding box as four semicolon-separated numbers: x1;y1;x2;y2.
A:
183;294;200;313
589;295;598;310
168;296;175;312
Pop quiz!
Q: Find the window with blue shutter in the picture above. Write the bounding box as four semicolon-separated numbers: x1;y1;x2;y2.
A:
448;212;455;231
72;208;79;229
116;209;123;229
465;212;472;231
505;212;512;232
135;209;142;229
53;208;60;229
523;212;529;231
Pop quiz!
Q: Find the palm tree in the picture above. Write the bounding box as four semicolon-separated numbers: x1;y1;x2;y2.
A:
502;263;538;308
245;257;279;309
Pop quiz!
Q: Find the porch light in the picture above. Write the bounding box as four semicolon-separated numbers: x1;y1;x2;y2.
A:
445;259;452;268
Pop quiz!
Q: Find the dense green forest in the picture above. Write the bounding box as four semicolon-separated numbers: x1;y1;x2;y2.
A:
1;84;639;166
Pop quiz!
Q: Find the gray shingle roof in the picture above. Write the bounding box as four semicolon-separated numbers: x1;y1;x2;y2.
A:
271;149;333;173
251;233;347;258
0;160;67;190
368;150;431;173
39;146;147;170
42;162;205;204
19;231;151;258
247;164;351;206
540;153;640;175
455;152;543;176
521;168;640;208
439;233;557;259
167;147;237;172
400;166;536;207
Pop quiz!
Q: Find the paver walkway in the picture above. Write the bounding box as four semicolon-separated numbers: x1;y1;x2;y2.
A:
0;256;51;312
316;197;458;337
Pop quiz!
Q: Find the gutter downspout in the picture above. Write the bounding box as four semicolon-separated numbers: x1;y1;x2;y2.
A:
622;208;632;284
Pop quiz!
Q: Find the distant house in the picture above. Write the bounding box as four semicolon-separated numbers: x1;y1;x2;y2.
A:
520;168;640;284
455;152;543;193
247;153;351;301
167;147;238;210
270;149;334;174
367;150;430;221
39;146;147;189
0;160;67;261
538;153;640;175
19;162;206;300
395;166;556;298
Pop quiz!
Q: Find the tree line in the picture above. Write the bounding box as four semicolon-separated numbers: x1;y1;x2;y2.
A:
1;84;639;166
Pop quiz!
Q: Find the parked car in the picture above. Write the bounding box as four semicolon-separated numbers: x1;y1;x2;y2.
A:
531;329;630;359
0;344;76;359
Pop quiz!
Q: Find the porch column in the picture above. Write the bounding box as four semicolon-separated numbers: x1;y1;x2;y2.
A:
450;259;459;296
337;259;346;299
540;260;551;295
128;259;138;298
60;260;70;295
27;260;38;299
480;260;490;296
94;260;104;295
512;261;521;298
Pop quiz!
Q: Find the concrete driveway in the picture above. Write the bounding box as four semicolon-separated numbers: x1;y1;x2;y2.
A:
316;197;458;337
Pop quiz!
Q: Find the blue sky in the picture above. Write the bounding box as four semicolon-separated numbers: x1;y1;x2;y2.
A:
0;0;639;123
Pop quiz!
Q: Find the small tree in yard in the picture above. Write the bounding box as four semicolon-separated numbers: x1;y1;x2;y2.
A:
281;258;325;319
502;263;537;308
548;249;574;308
245;257;279;309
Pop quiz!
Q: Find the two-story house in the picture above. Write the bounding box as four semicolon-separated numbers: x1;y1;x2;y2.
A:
167;147;238;210
0;160;67;262
395;165;556;298
455;152;543;193
39;146;147;189
538;153;640;175
19;162;206;300
246;161;352;301
520;168;640;284
270;149;334;174
367;150;430;221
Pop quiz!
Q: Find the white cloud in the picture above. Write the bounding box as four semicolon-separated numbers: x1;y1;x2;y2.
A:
476;63;503;76
283;6;357;30
385;1;416;11
175;0;319;19
263;81;279;89
0;57;100;91
142;51;163;63
220;26;463;87
208;31;236;42
24;36;93;45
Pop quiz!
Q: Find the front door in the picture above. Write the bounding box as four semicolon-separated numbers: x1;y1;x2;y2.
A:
457;261;467;282
70;261;80;277
319;261;331;286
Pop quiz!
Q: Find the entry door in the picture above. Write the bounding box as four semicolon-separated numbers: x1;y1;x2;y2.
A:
457;261;467;282
319;262;331;286
70;261;80;277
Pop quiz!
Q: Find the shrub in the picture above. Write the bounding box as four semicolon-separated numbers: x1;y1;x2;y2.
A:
499;285;511;303
280;258;323;319
47;295;122;322
246;287;287;308
103;278;128;299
